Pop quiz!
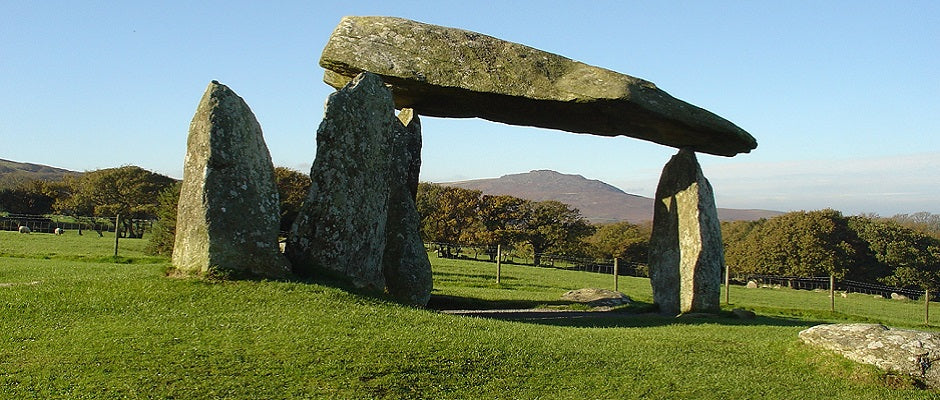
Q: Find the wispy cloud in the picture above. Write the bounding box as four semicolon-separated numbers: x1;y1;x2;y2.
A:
702;152;940;215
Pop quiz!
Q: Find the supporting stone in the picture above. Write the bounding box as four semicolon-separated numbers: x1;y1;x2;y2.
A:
383;109;433;306
287;72;433;305
172;81;290;279
286;72;392;290
648;149;724;315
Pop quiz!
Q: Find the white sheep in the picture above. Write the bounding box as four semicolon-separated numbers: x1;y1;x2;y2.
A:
54;228;64;235
18;226;31;234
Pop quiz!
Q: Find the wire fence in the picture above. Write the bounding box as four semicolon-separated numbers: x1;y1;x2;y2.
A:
739;274;934;326
426;241;936;326
0;213;153;237
425;241;648;277
742;274;923;300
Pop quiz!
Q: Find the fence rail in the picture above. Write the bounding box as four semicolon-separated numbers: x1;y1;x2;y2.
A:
0;213;153;237
425;241;648;277
425;241;934;325
743;274;924;299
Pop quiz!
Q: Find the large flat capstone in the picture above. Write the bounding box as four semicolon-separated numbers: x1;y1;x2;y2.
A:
320;16;757;157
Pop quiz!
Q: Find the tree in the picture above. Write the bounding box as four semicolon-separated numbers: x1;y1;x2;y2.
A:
415;184;482;255
54;166;175;237
518;200;594;266
146;182;181;256
887;212;940;240
850;217;940;291
585;221;651;263
0;179;68;215
273;167;312;233
723;210;873;279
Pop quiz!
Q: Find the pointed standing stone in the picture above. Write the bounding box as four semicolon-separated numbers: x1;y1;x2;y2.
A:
383;109;433;306
172;81;290;279
648;149;723;315
286;72;394;291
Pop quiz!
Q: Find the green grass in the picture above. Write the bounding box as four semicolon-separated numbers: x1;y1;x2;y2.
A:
1;231;938;398
0;229;160;263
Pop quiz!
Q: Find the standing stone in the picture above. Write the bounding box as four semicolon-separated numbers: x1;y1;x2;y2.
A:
172;81;289;279
648;149;723;315
383;109;433;306
286;72;394;291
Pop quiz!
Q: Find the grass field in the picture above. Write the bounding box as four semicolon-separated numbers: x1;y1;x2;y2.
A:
1;231;938;398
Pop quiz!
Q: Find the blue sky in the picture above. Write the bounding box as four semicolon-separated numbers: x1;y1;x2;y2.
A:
2;1;938;216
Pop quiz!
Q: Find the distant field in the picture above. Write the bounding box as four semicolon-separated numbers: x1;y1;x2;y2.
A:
0;231;936;398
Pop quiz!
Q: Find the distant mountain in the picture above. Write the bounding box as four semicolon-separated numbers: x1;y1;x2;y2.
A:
0;159;79;188
442;170;782;223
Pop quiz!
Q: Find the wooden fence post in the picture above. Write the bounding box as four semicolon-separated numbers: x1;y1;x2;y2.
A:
829;274;835;313
113;214;120;257
496;244;501;285
613;258;619;292
926;289;931;326
725;263;731;305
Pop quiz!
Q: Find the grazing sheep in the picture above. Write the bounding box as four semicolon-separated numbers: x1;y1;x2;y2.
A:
54;228;64;235
18;226;31;234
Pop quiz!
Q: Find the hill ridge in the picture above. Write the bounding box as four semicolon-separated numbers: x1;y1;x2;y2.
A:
440;169;781;223
0;158;79;188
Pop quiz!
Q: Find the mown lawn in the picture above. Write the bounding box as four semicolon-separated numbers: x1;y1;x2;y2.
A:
0;231;936;398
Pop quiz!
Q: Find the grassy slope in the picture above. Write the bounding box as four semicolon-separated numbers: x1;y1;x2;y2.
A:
0;232;934;399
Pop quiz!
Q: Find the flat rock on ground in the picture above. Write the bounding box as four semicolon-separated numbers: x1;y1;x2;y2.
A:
799;323;940;387
561;288;632;307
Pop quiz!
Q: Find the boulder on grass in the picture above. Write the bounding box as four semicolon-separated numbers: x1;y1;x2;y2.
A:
561;288;632;307
799;323;940;388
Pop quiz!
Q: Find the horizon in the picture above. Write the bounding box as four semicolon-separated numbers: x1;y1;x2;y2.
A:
2;2;938;217
3;157;934;218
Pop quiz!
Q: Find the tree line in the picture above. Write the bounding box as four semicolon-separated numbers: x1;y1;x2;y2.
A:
4;166;938;292
0;165;313;256
416;183;650;266
723;209;940;292
0;166;176;238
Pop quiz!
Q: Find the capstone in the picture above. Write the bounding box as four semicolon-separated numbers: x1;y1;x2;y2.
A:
172;81;290;279
648;149;723;315
319;16;757;157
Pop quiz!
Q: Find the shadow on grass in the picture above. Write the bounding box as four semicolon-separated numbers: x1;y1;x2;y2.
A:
427;294;571;311
433;271;519;282
430;293;828;329
527;311;826;329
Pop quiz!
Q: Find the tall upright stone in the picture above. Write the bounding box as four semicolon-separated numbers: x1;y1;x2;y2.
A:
286;72;394;291
383;109;433;306
648;149;723;315
172;81;289;279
